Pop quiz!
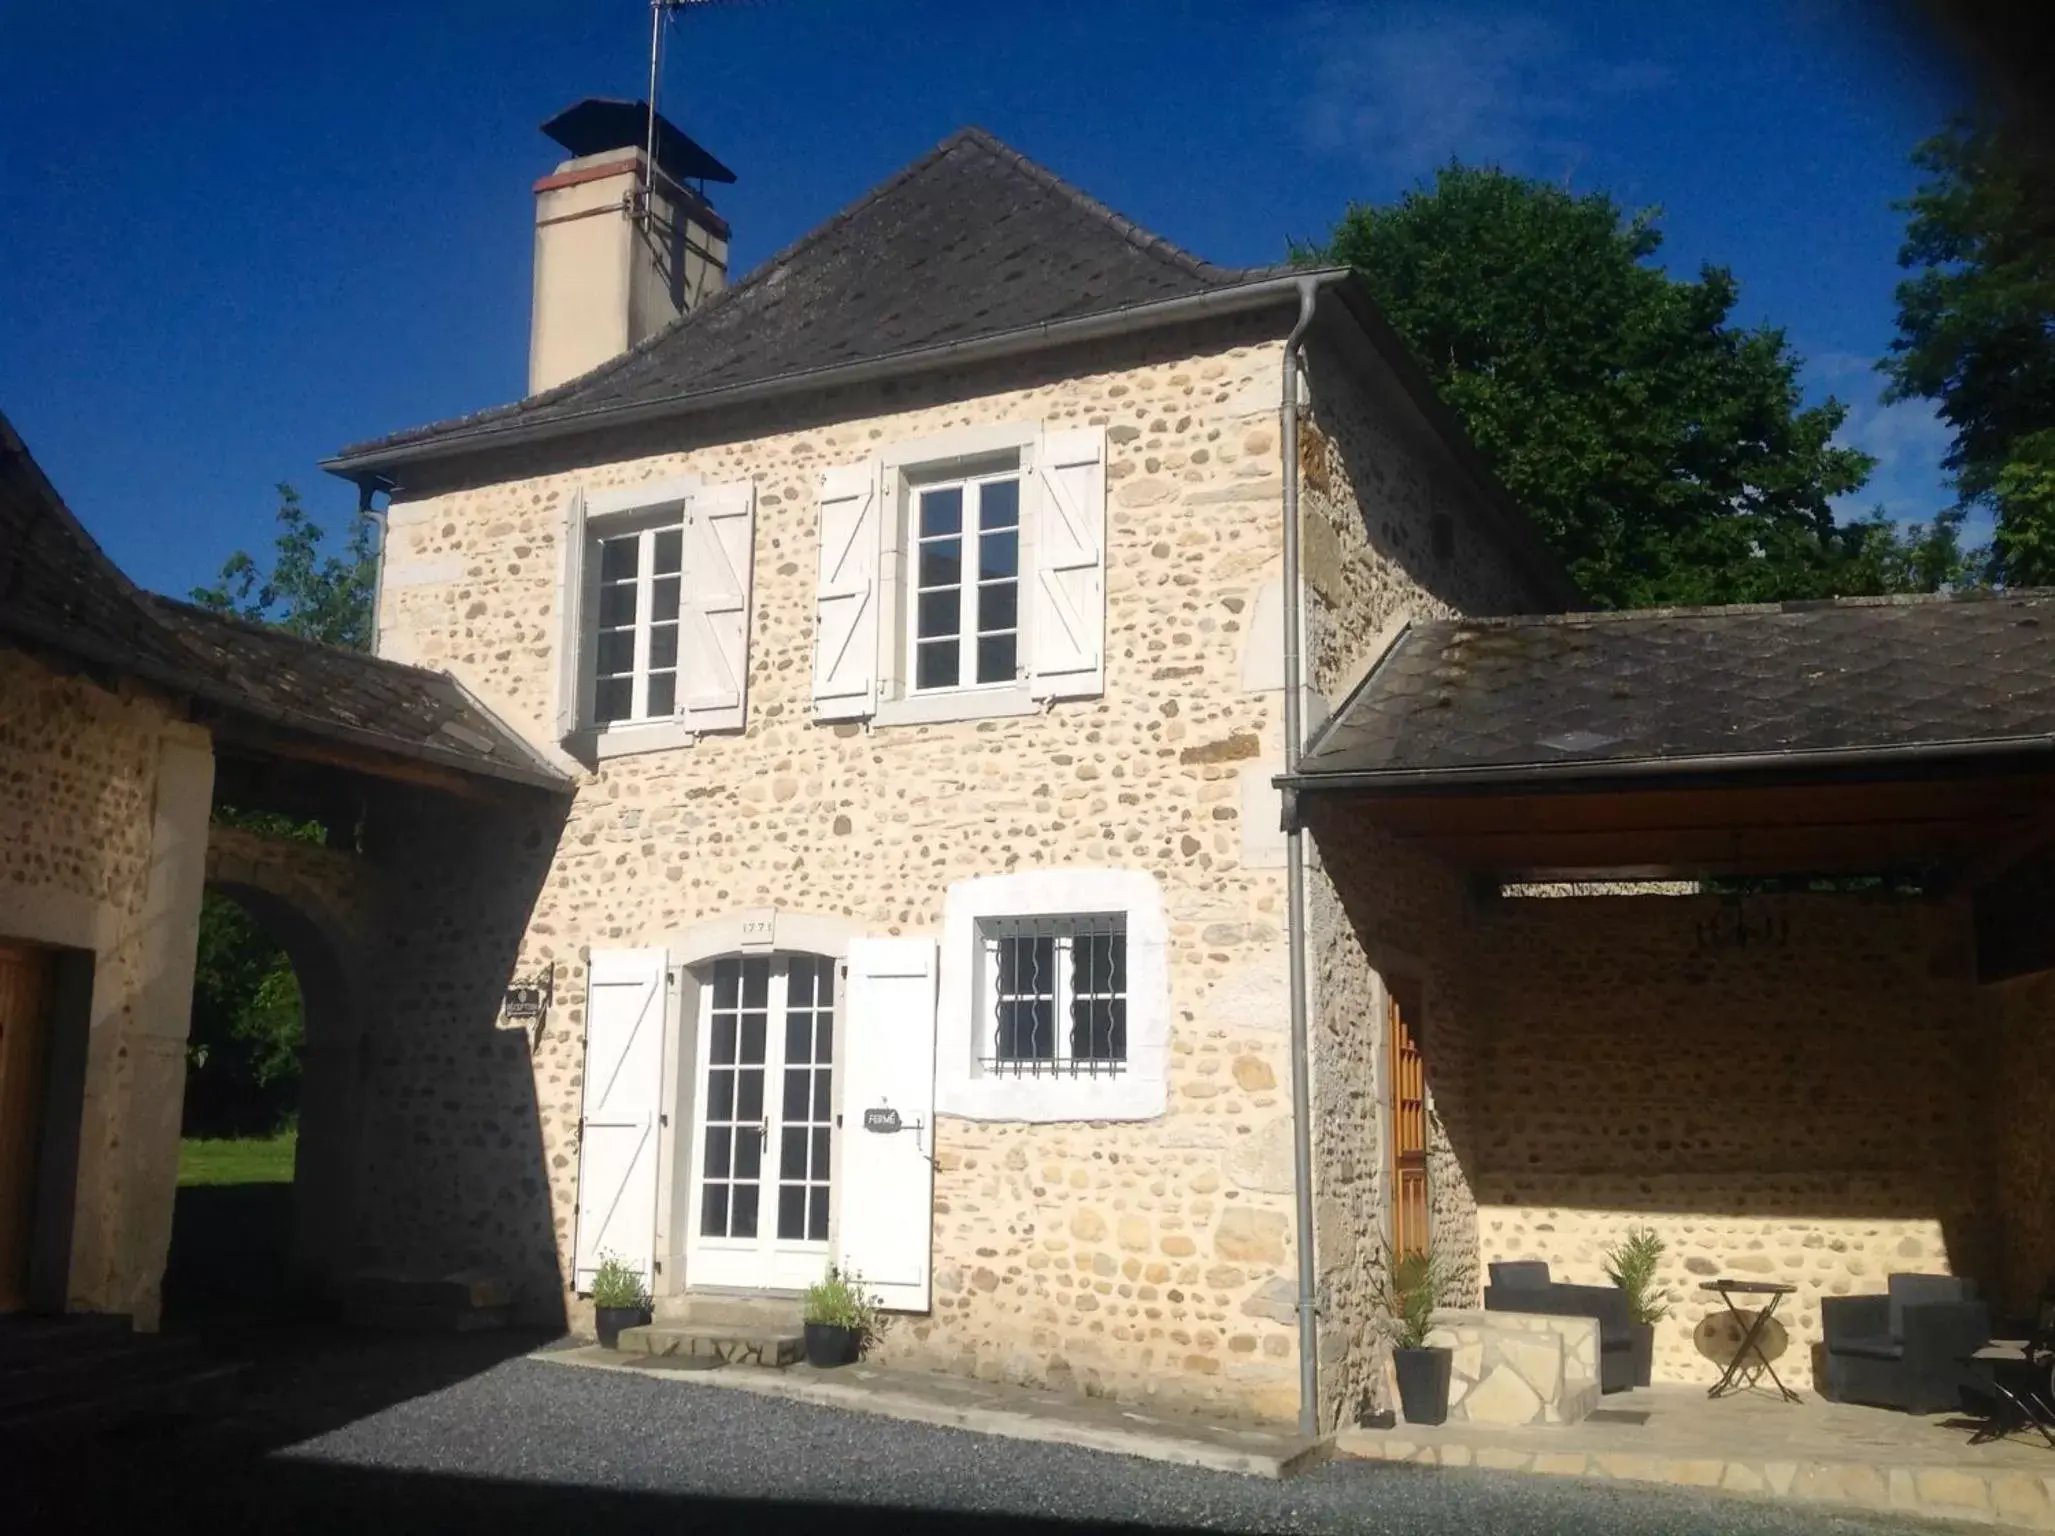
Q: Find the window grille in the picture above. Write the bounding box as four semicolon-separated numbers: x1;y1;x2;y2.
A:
977;914;1126;1077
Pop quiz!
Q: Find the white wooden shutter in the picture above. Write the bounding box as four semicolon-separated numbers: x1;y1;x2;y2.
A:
678;479;755;734
812;461;881;720
835;937;937;1312
554;489;593;741
572;947;668;1292
1029;427;1107;699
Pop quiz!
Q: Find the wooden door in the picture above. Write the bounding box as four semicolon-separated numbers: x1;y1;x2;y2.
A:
1387;984;1429;1259
0;941;55;1311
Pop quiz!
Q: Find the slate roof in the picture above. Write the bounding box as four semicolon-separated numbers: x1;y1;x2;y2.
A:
145;598;569;790
331;126;1289;469
0;411;210;683
1293;592;2055;787
0;408;565;792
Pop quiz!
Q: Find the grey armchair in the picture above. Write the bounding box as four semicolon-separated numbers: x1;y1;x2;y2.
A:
1821;1273;1990;1413
1483;1261;1635;1394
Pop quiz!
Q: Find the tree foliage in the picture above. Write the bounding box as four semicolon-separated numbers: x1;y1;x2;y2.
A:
1883;119;2055;584
184;491;375;1136
1300;165;1900;608
192;484;377;647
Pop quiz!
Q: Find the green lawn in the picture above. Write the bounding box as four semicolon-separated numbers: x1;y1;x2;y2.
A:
178;1131;298;1186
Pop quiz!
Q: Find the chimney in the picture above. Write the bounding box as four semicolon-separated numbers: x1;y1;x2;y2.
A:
527;98;735;396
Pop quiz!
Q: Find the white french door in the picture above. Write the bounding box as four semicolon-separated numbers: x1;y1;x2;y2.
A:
686;954;836;1291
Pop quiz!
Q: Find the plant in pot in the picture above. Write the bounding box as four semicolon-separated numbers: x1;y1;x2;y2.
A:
1374;1244;1456;1425
801;1265;877;1368
589;1252;652;1350
1602;1226;1670;1387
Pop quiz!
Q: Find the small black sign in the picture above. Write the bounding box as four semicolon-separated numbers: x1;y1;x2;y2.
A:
862;1107;902;1134
503;985;546;1021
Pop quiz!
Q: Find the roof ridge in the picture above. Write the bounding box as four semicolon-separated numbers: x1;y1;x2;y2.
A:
948;125;1277;284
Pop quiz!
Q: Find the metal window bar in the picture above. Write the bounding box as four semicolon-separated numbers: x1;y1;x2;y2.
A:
979;914;1127;1078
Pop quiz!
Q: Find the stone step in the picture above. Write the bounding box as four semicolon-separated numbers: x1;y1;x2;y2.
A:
621;1297;806;1368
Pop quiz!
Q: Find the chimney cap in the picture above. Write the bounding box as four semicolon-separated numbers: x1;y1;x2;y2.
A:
541;97;738;186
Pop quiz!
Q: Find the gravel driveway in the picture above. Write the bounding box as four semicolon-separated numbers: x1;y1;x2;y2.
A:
15;1348;1971;1535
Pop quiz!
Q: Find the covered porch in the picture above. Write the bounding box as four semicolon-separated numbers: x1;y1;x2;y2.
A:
1290;594;2055;1406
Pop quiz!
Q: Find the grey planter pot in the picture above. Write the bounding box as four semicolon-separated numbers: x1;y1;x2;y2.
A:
595;1305;650;1350
804;1322;860;1367
1394;1346;1453;1426
1630;1322;1655;1388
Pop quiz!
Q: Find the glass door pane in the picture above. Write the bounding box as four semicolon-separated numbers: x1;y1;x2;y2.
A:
776;956;835;1243
700;957;768;1239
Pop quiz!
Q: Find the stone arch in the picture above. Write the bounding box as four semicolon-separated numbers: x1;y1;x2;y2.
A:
202;823;384;1290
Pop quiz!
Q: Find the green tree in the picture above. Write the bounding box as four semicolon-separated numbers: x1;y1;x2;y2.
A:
193;484;376;647
1882;119;2055;584
1299;166;1884;608
183;491;375;1135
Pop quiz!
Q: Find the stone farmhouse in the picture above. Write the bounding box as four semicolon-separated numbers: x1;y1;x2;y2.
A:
3;103;2051;1438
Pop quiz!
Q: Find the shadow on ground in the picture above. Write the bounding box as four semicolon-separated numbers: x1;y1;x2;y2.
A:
3;1325;1248;1536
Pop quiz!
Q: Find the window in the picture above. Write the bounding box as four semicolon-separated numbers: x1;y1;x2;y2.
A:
911;474;1020;692
556;477;756;751
979;915;1126;1077
936;868;1167;1122
811;425;1106;726
594;520;683;726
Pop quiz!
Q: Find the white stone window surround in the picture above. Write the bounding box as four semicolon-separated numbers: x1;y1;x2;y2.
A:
875;423;1044;727
562;475;703;761
936;868;1168;1122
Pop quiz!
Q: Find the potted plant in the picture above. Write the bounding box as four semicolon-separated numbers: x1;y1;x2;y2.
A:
1375;1245;1455;1425
801;1264;877;1368
1603;1226;1670;1387
589;1252;652;1349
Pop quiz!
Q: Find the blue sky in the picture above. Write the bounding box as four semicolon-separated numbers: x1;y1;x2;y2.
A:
0;0;1973;599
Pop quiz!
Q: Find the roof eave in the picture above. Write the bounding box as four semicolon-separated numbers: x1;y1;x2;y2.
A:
1279;732;2055;797
323;269;1353;482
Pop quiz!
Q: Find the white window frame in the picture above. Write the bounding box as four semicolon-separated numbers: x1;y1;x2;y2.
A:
574;476;700;759
936;869;1168;1122
592;516;686;729
906;469;1024;699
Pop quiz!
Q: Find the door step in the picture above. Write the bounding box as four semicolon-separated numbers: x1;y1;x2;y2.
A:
619;1295;804;1368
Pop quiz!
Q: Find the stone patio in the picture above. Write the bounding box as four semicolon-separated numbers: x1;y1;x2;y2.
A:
1337;1383;2055;1529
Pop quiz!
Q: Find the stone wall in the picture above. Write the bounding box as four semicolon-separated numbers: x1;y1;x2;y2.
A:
377;318;1314;1418
1290;339;1559;1428
1297;338;1554;708
1986;970;2055;1314
1303;808;1486;1425
0;644;213;1326
1461;891;1983;1390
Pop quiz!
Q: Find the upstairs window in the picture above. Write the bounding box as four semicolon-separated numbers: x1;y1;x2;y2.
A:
811;424;1106;727
594;521;684;726
555;477;757;754
911;474;1021;693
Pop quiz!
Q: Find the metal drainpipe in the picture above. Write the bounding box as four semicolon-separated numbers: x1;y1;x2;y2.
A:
1279;275;1322;1441
358;478;390;655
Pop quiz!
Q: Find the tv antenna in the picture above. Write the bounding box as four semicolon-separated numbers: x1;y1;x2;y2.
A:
639;0;741;225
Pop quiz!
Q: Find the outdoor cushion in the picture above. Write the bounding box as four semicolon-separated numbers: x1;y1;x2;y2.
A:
1488;1261;1553;1289
1887;1273;1974;1338
1832;1334;1906;1362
